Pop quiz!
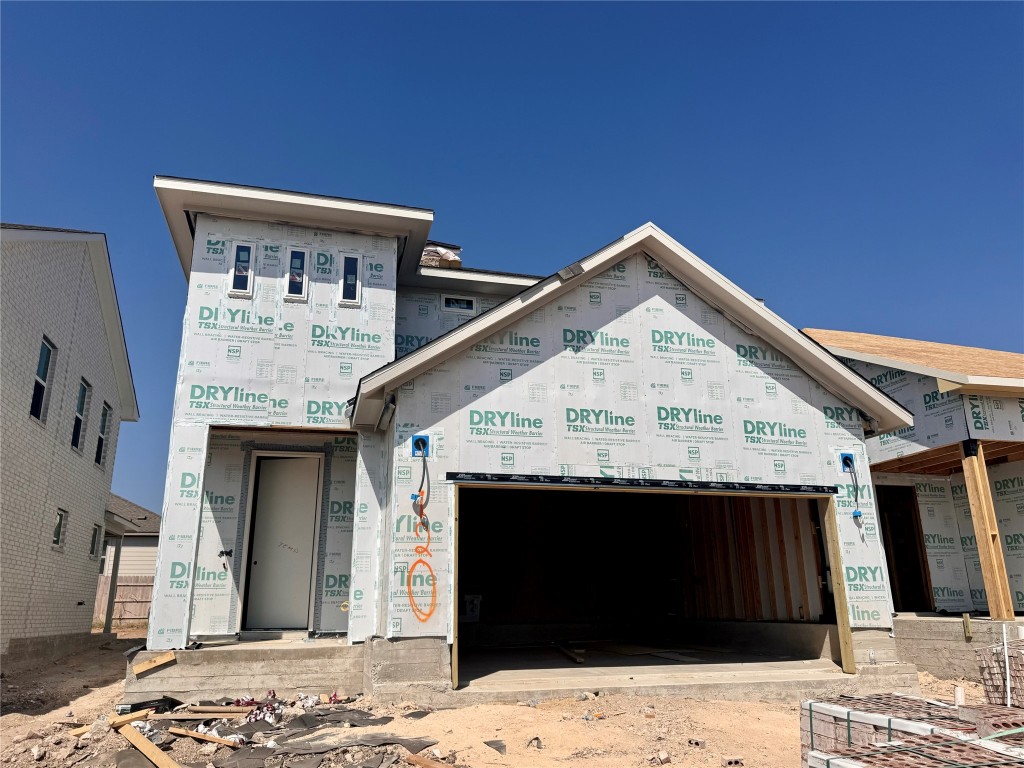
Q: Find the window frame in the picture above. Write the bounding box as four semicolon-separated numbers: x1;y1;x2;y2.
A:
89;523;103;559
228;241;257;299
95;402;112;466
71;378;91;451
52;509;67;548
284;248;309;303
441;294;478;315
337;253;362;307
30;337;56;423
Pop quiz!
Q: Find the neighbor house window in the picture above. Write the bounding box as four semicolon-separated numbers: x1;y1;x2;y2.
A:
230;242;255;296
30;337;56;422
285;248;308;301
89;524;103;558
71;378;91;450
52;509;67;547
338;254;361;306
94;403;112;465
442;294;477;314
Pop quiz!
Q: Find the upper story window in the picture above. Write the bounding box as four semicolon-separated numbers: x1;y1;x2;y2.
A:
442;294;477;315
30;337;56;422
89;524;103;558
52;509;67;548
71;378;91;450
338;254;362;306
229;242;255;298
95;402;112;466
285;249;308;302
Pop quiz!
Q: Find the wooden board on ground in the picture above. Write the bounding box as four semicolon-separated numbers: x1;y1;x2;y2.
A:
68;709;154;737
117;724;184;768
132;651;176;677
167;727;239;747
185;706;253;714
404;755;451;768
149;712;240;721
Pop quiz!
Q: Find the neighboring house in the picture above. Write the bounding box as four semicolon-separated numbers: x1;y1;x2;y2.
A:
94;494;161;630
0;224;139;667
136;177;921;701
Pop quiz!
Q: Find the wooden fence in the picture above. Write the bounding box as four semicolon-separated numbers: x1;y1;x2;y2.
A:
93;575;153;627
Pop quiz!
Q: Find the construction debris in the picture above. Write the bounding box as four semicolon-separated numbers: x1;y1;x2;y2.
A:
977;636;1024;707
130;651;176;677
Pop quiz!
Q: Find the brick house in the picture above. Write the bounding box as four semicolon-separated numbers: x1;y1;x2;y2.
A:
1;224;139;666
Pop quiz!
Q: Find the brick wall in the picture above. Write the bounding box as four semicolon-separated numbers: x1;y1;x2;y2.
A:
1;236;122;653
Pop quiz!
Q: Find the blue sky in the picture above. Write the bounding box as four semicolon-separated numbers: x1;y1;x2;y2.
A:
3;2;1021;513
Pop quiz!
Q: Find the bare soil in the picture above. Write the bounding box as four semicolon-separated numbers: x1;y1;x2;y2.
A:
1;635;971;768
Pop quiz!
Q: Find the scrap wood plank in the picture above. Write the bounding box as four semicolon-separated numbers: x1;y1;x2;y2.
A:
167;727;238;747
404;755;451;768
117;724;184;768
69;709;154;736
185;706;253;714
149;712;238;721
132;651;176;677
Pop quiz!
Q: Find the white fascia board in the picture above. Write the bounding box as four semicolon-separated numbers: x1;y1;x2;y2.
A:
355;222;914;434
154;177;434;279
400;266;541;295
1;228;139;422
823;345;1024;396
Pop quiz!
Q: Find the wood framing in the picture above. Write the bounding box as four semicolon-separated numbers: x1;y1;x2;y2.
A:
451;485;460;690
819;496;856;674
960;440;1015;620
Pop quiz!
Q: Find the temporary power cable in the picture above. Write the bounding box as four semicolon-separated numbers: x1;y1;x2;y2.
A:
842;455;862;519
413;437;430;523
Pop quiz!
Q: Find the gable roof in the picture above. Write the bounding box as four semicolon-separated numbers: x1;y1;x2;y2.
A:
352;223;914;435
153;176;434;280
1;224;139;421
106;493;161;535
804;328;1024;397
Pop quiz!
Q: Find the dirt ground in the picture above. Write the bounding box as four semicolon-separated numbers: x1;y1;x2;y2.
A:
0;632;969;768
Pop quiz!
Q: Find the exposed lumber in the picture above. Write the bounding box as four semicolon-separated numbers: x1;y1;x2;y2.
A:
790;499;811;622
756;499;778;620
961;440;1015;620
68;709;154;736
117;724;184;768
820;497;856;674
185;706;253;714
68;724;92;737
132;651;176;677
167;727;239;746
149;712;237;721
773;499;794;620
404;754;452;768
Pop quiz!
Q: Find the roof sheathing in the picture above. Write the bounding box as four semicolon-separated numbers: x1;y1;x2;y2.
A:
353;223;914;434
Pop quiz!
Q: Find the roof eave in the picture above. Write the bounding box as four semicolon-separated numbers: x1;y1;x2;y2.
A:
154;176;434;280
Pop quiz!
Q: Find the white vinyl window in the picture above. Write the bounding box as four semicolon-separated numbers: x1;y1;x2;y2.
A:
94;402;112;466
284;248;309;302
30;337;56;422
52;509;67;548
71;378;91;450
338;254;362;306
441;294;477;315
89;524;103;558
229;242;256;298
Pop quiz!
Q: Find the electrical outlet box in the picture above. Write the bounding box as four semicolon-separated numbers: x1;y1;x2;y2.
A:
411;434;430;458
840;452;855;472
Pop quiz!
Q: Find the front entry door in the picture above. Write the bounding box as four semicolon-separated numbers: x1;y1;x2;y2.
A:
245;456;321;630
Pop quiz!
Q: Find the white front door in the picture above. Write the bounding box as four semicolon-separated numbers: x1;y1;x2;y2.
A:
245;456;321;630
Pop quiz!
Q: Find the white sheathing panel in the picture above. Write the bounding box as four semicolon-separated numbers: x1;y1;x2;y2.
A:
838;359;970;464
990;460;1024;610
950;472;988;610
148;423;210;649
911;476;975;612
395;290;502;358
149;214;395;647
963;395;1024;441
347;432;386;640
383;254;893;636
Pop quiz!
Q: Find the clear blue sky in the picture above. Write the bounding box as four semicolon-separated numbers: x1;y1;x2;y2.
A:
3;3;1021;513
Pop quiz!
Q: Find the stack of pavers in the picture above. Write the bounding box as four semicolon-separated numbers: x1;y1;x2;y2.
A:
976;637;1024;707
801;693;1024;767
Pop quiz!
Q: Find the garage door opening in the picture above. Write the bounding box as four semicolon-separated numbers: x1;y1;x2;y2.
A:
455;485;843;690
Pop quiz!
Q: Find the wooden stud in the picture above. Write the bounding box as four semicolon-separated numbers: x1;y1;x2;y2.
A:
820;496;856;674
725;499;745;618
185;706;253;714
773;499;795;620
805;500;825;620
131;651;176;677
790;499;811;623
734;498;757;620
167;727;239;747
745;499;764;620
109;709;155;728
452;485;459;690
756;499;779;620
149;713;239;721
117;724;185;768
960;440;1015;620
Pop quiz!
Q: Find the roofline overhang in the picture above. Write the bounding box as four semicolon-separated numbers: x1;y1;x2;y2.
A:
153;176;434;280
104;509;141;536
353;223;914;434
2;226;139;422
823;345;1024;398
399;265;541;296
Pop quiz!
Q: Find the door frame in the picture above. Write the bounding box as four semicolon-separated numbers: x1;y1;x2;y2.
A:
237;450;325;633
450;484;849;688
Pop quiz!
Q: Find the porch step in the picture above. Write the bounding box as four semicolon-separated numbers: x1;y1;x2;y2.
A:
124;640;364;704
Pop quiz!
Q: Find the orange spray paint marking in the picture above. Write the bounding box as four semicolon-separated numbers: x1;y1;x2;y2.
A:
406;496;437;622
